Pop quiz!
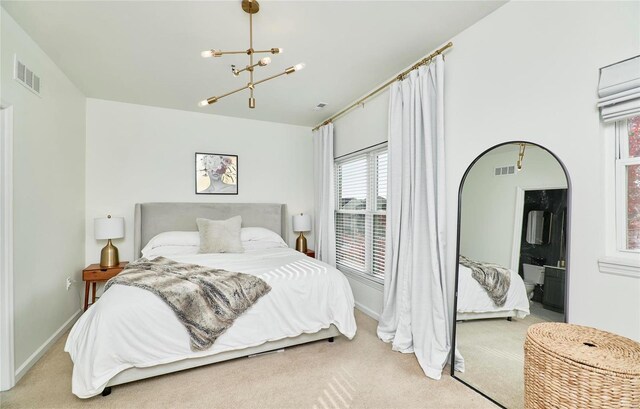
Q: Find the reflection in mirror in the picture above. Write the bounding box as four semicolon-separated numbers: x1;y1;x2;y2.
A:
451;142;569;408
526;210;550;245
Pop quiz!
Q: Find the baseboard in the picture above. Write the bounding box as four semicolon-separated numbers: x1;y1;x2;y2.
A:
14;309;81;382
355;301;380;321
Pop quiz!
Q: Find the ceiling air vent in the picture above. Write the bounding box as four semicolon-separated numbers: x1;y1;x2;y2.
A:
494;165;515;176
14;55;41;96
314;102;328;111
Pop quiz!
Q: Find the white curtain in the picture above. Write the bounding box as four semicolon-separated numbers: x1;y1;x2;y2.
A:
376;55;455;379
312;123;336;265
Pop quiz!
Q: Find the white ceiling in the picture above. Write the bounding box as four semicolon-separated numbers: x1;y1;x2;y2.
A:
2;1;506;127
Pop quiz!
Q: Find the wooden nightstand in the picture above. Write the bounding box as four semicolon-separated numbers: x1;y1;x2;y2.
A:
304;249;315;258
82;262;128;311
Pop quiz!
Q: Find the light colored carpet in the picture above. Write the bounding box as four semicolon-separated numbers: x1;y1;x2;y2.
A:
455;304;563;409
0;310;496;409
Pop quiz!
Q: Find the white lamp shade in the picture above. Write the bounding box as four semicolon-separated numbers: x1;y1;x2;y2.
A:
94;216;125;240
292;214;311;232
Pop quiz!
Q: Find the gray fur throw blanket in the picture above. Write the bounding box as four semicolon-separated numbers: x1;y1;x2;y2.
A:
105;256;271;351
459;255;511;307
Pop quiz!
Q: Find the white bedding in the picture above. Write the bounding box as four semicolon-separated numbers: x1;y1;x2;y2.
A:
65;248;357;398
456;264;530;319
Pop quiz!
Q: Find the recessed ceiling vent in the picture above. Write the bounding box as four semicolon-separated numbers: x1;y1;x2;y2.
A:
314;102;328;110
494;165;516;176
14;55;41;96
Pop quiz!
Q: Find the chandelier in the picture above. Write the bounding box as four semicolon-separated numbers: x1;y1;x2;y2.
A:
517;143;526;171
198;0;305;109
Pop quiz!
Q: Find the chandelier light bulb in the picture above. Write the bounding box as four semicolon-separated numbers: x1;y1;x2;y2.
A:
198;99;209;107
293;63;306;71
271;48;283;54
201;50;214;58
259;57;272;66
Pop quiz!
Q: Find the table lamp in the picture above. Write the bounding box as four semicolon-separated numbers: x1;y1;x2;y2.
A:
292;213;311;253
94;215;125;268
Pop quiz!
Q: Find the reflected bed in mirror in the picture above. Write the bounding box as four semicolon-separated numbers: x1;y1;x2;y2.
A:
451;142;569;409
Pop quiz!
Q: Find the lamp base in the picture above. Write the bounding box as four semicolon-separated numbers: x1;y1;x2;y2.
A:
295;232;308;253
100;239;120;268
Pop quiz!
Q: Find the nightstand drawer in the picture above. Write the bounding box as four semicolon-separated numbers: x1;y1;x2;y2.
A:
82;268;122;281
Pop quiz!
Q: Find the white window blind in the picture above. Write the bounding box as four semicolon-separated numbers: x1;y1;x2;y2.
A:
335;145;387;282
598;55;640;122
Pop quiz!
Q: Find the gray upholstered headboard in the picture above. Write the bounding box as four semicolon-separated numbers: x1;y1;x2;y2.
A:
134;202;286;258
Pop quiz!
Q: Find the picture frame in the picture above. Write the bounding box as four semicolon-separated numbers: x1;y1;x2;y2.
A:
195;153;238;195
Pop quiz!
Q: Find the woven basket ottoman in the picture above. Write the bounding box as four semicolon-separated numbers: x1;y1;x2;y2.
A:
524;323;640;409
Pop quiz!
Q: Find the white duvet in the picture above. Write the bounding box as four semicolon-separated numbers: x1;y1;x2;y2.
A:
456;264;530;318
65;248;357;398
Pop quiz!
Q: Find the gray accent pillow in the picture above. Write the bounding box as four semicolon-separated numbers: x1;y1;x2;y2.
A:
196;216;244;254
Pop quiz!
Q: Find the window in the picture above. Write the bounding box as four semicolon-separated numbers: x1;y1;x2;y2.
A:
335;145;387;282
616;115;640;251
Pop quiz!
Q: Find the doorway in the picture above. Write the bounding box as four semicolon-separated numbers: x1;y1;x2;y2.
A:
0;104;15;391
510;185;568;273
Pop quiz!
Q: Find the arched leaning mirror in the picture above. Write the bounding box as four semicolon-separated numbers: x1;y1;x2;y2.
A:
451;142;570;408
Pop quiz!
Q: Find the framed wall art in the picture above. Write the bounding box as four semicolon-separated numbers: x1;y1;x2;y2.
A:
195;153;238;195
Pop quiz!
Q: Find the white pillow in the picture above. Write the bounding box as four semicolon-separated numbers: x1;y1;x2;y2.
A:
241;227;287;250
144;231;200;249
196;216;244;254
241;227;285;242
140;226;287;256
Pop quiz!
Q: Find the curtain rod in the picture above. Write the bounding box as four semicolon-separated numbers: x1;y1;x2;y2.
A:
312;42;453;132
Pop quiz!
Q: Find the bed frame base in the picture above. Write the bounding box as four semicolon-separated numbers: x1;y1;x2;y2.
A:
104;325;340;393
456;310;521;321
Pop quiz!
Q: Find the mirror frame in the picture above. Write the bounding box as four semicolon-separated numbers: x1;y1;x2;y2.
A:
449;141;572;408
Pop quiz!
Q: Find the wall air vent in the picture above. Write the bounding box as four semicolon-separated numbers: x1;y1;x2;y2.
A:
494;165;516;176
13;55;41;96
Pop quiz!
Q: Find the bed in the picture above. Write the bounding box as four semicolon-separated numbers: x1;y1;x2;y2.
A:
456;264;530;321
65;203;357;398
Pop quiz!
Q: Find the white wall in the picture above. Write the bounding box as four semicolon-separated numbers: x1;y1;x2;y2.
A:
460;145;567;268
85;99;313;263
1;10;86;372
332;1;640;340
334;89;389;158
445;0;639;340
